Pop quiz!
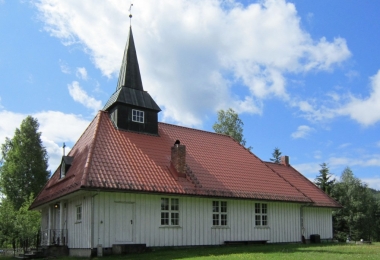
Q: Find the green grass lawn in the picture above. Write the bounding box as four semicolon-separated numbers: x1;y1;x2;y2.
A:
1;243;380;260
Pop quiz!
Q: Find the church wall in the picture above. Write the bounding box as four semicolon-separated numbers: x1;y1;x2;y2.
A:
89;192;333;248
303;207;333;240
66;194;92;249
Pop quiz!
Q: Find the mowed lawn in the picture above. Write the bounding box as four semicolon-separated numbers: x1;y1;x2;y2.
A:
1;243;380;260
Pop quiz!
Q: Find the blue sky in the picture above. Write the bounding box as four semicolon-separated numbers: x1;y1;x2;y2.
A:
1;0;380;189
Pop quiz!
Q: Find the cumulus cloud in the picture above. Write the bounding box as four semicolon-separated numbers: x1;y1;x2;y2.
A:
0;110;91;171
337;70;380;126
291;125;314;139
76;67;88;80
293;70;380;126
68;81;102;113
34;0;350;126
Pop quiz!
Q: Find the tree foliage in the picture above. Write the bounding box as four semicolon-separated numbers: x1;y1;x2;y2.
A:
270;147;282;163
213;108;248;147
331;167;379;241
314;163;335;195
0;195;41;250
0;116;49;209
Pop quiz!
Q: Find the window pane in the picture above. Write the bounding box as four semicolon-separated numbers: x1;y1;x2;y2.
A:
262;204;267;214
212;201;219;212
171;213;179;225
221;214;227;226
76;206;82;221
213;214;219;225
132;109;144;123
161;212;169;225
255;215;261;226
171;198;179;211
262;215;267;226
255;203;261;214
221;201;227;212
161;198;169;210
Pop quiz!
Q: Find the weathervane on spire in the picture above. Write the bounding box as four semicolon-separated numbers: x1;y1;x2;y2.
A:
129;3;133;25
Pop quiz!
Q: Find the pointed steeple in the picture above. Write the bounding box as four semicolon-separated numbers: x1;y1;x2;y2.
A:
116;27;144;91
103;25;161;135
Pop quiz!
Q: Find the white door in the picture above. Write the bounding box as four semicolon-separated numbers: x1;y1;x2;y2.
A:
114;202;134;242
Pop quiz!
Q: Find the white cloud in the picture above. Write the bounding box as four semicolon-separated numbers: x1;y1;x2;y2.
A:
68;81;102;113
328;155;380;168
293;70;380;126
76;67;88;80
337;70;380;126
291;125;314;139
0;110;90;171
59;59;71;74
377;141;380;148
0;111;25;144
34;0;350;126
362;177;380;191
293;162;320;177
338;143;351;149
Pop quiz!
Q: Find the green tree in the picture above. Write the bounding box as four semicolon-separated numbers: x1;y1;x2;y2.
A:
0;116;49;209
213;108;249;148
331;167;377;241
0;198;17;247
0;195;41;252
15;194;41;252
314;163;335;195
270;147;282;163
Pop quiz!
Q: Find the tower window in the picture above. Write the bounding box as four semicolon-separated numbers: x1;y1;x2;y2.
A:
132;109;144;123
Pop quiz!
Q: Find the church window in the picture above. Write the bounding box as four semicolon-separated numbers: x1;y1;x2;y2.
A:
132;109;144;123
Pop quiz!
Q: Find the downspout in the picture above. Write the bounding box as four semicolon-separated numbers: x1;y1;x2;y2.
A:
90;192;98;253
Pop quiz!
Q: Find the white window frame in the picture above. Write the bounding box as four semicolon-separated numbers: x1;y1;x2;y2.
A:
132;109;144;123
255;203;268;226
212;201;228;226
160;198;179;226
76;205;82;222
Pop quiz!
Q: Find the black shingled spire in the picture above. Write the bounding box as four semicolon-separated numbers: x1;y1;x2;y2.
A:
116;27;144;91
103;25;161;135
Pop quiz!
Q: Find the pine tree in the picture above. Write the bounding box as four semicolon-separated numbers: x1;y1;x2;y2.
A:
270;147;282;163
314;163;335;195
0;116;49;209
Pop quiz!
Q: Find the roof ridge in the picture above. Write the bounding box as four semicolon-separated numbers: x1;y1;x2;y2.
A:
80;111;103;187
158;121;237;138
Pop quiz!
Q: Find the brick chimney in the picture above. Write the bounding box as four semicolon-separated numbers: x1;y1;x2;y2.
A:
281;156;290;166
171;143;186;177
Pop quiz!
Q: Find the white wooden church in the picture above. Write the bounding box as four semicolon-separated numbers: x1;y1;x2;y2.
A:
31;26;341;257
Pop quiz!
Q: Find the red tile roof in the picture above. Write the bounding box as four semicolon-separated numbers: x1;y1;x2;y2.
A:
264;161;341;208
31;111;340;209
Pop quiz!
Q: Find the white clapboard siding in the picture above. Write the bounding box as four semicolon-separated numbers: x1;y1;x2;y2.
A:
66;195;92;249
47;192;333;249
303;207;333;239
89;192;319;247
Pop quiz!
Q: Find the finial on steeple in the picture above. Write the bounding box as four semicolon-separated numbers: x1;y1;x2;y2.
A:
129;3;133;25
